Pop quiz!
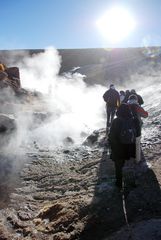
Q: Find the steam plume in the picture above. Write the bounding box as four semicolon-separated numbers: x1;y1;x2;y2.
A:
6;47;106;149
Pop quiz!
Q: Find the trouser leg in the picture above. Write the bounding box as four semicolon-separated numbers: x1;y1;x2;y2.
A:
107;106;116;124
110;107;116;123
106;106;111;127
135;136;141;163
114;159;125;187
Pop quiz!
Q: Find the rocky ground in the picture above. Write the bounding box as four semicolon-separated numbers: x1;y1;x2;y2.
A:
0;75;161;239
1;48;161;239
0;122;161;240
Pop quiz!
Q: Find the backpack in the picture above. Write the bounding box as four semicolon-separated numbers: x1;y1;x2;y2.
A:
103;90;118;107
107;94;117;106
119;118;136;144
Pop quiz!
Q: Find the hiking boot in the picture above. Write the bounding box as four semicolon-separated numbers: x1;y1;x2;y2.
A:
115;180;122;189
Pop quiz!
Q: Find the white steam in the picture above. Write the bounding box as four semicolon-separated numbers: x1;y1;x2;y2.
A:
20;47;61;94
2;46;161;152
12;47;106;148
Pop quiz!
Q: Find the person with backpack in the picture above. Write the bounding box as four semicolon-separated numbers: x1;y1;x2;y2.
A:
103;84;120;130
108;103;140;188
127;94;148;162
130;89;144;106
127;94;148;126
122;90;131;103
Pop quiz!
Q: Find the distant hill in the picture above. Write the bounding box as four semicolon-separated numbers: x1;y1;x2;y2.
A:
0;47;161;86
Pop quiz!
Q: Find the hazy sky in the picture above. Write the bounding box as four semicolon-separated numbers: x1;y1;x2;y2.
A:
1;0;161;50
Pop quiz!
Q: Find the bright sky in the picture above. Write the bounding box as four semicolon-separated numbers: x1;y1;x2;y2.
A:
1;0;161;50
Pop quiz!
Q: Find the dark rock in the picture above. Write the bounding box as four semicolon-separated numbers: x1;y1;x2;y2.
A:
0;71;8;81
83;131;99;146
63;137;74;145
63;150;70;154
0;67;21;92
0;114;15;129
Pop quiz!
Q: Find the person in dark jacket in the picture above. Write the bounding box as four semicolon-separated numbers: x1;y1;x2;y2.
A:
130;89;144;105
108;103;140;188
128;94;148;128
103;84;120;130
127;94;148;162
123;90;131;103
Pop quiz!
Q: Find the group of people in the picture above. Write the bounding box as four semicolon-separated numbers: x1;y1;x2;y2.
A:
103;84;148;188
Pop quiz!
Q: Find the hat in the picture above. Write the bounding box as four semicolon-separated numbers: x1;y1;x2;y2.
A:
128;94;138;101
110;84;115;89
131;89;136;94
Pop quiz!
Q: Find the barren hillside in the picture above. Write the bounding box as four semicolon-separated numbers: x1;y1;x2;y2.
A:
0;47;161;86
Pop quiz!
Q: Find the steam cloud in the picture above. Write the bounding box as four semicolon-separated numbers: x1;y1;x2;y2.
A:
4;46;158;151
7;47;106;149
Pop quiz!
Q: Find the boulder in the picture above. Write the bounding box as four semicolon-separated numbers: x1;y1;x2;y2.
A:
0;67;21;93
5;67;20;80
83;129;106;147
0;114;16;134
0;114;16;147
63;136;74;145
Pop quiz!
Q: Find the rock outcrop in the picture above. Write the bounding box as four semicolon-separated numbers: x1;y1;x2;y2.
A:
0;114;16;147
0;64;21;93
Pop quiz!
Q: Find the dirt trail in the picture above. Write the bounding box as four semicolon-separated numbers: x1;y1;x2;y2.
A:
0;129;161;239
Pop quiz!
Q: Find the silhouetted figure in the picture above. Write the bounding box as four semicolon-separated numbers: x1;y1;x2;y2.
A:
108;103;140;188
123;89;131;103
103;84;120;130
119;90;125;103
128;94;148;162
130;89;144;105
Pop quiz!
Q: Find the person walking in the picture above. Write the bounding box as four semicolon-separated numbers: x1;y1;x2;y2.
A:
108;103;140;188
127;94;148;163
103;84;120;130
119;90;126;103
123;90;131;103
130;89;144;106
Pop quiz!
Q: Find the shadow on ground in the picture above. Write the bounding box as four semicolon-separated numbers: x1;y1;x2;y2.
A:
0;154;26;209
79;142;161;240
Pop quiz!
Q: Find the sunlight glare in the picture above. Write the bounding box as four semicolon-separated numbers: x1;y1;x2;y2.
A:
96;7;136;43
